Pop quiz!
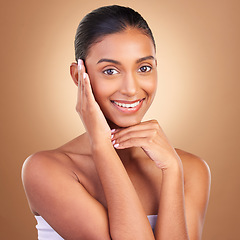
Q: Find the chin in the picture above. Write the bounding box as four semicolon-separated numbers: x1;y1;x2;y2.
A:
107;117;143;129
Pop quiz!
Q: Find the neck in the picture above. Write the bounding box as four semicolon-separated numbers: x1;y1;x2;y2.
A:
115;146;148;169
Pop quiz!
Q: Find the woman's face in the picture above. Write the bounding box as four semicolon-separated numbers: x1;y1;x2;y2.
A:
85;28;157;128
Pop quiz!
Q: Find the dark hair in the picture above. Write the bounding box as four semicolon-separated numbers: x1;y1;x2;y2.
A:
74;5;156;61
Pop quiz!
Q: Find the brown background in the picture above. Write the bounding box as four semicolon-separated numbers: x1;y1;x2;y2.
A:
1;0;239;239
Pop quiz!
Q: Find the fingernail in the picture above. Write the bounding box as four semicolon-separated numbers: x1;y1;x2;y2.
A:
114;143;119;148
83;73;87;79
111;129;116;133
78;59;82;69
111;134;114;139
112;140;116;145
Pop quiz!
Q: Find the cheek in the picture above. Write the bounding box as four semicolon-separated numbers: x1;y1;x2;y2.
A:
142;75;157;97
88;74;116;103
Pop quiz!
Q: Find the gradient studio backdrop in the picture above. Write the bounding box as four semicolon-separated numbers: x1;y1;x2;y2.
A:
1;0;239;239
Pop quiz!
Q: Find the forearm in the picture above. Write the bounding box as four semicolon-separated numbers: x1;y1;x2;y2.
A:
155;160;189;240
92;142;154;240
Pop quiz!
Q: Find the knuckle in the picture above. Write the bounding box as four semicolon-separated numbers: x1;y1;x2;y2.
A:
115;136;121;143
150;119;158;124
147;137;154;144
152;129;158;135
128;132;134;138
87;106;93;113
129;138;135;145
150;129;159;138
150;119;159;128
75;105;80;113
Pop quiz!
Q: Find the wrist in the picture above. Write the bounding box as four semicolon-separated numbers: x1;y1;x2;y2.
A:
162;156;183;176
87;130;112;147
91;139;114;153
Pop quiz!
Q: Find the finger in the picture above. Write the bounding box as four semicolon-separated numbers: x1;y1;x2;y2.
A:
76;59;84;113
113;137;148;149
112;129;158;143
112;120;161;139
77;59;90;114
80;61;83;114
82;72;92;99
77;60;95;103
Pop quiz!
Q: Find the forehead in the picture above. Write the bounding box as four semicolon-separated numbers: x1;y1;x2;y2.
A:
86;28;155;63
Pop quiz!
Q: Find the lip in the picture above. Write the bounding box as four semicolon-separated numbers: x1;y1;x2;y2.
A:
111;98;145;113
111;99;141;104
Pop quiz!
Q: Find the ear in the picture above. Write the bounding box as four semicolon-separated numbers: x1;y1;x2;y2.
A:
70;62;82;86
70;62;78;87
70;61;87;86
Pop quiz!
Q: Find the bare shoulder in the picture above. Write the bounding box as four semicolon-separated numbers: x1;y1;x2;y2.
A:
174;149;211;236
175;148;210;174
22;149;75;180
21;148;110;239
175;148;211;190
21;150;78;213
22;134;89;185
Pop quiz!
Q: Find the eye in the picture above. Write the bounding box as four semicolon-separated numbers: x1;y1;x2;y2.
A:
103;68;118;75
138;65;152;73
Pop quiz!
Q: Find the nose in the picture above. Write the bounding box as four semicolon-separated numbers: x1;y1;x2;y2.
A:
120;72;139;97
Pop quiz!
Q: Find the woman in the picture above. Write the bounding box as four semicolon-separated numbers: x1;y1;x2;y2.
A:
22;5;211;240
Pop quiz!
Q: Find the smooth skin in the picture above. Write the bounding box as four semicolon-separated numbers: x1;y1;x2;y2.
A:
22;28;211;240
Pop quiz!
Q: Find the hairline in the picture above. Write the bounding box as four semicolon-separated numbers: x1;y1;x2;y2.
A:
81;27;156;61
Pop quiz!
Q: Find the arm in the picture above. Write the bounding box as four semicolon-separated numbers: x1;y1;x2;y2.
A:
22;60;154;240
155;154;211;240
155;152;211;240
73;60;155;239
111;121;211;240
22;151;111;240
183;152;211;240
155;159;188;239
92;142;154;240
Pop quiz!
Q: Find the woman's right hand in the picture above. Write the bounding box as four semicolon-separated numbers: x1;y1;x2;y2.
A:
75;59;111;144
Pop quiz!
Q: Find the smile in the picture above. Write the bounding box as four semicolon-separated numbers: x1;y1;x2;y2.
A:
111;99;145;113
113;100;140;108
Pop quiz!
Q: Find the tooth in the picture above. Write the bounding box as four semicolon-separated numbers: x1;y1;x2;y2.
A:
114;100;141;108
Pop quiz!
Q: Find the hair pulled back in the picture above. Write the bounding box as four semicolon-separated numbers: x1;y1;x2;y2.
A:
74;5;156;61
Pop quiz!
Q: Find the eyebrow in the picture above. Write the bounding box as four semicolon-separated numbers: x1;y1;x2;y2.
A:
97;58;120;65
136;55;155;63
97;55;155;65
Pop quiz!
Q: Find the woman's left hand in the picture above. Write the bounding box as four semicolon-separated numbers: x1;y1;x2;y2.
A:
111;120;181;170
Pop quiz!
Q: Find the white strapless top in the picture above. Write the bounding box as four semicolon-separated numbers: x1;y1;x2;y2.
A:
35;215;158;239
